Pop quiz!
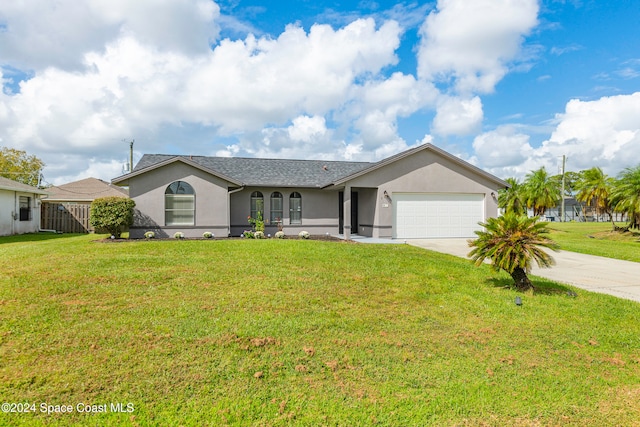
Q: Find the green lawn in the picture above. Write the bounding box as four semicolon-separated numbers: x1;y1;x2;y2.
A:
547;222;640;262
1;234;640;426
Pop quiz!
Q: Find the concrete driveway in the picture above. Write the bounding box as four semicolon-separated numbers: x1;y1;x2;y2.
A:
409;239;640;303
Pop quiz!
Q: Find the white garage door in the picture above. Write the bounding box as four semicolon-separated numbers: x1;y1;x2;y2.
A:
394;193;485;239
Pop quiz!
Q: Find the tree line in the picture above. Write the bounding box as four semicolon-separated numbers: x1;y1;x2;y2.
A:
498;165;640;230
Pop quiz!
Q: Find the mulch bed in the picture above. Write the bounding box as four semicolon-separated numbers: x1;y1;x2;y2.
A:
96;235;348;243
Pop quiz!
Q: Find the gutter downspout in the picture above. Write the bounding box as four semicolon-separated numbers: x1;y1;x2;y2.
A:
228;186;245;237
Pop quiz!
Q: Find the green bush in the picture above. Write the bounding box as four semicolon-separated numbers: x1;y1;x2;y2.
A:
90;197;135;238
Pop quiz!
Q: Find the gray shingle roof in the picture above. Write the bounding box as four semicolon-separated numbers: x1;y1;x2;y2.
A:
0;176;48;194
133;154;372;187
42;177;129;201
117;144;509;189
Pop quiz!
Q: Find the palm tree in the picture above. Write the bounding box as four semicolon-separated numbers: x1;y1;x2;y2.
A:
611;165;640;230
498;178;527;215
574;167;615;227
523;167;561;217
468;213;560;291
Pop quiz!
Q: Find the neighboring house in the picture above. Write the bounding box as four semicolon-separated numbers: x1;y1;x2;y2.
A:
112;143;509;239
543;197;626;223
0;176;48;236
41;177;129;233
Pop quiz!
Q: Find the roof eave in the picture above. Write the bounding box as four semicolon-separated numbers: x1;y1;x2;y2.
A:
331;143;509;188
0;185;48;195
112;156;244;187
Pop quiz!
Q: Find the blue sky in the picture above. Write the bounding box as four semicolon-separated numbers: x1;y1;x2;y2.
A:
0;0;638;184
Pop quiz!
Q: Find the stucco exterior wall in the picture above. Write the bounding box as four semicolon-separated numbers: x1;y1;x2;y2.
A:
353;188;377;237
0;190;42;236
127;162;231;238
344;150;502;238
230;187;340;237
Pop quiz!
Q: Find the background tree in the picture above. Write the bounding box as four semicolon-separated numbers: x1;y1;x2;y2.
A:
551;171;580;197
523;167;561;217
611;165;640;230
574;167;615;227
468;213;560;291
0;147;45;187
90;197;136;238
498;178;527;215
562;171;582;197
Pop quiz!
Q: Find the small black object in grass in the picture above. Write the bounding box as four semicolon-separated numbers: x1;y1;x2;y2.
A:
515;296;522;306
567;290;578;298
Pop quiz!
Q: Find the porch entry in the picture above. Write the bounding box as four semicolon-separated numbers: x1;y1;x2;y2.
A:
338;191;358;235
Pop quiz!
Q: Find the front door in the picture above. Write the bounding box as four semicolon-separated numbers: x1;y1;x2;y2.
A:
338;191;358;235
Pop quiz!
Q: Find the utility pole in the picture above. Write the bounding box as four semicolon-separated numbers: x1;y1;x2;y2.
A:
129;140;134;173
560;155;566;222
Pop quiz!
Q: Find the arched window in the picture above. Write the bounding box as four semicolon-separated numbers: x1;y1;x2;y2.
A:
250;191;264;220
270;192;283;223
289;192;302;225
165;181;195;226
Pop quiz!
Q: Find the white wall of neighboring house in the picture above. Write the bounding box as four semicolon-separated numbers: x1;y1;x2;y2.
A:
0;189;42;236
0;189;14;236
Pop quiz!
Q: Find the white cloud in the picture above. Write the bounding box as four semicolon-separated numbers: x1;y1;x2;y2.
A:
335;73;437;155
43;155;128;186
432;96;483;136
181;19;403;132
215;145;240;158
472;125;533;168
0;0;219;71
472;93;640;178
374;139;421;160
359;73;436;117
417;0;539;95
415;0;539;139
342;143;363;161
419;134;434;144
358;110;400;144
287;116;327;143
0;17;410;181
550;44;582;56
539;93;640;173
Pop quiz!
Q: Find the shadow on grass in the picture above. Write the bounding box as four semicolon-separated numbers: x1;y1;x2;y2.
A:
0;232;87;245
486;277;578;296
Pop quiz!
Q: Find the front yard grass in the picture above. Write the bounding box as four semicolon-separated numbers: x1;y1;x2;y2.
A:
1;234;639;426
547;222;640;262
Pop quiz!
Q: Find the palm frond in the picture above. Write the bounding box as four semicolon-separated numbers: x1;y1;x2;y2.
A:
468;213;559;277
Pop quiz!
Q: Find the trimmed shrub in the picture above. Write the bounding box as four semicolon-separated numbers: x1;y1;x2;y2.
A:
275;231;285;239
203;231;214;239
90;197;135;238
298;231;310;239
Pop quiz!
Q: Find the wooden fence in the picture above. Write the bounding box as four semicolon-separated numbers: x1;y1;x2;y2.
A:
41;203;93;233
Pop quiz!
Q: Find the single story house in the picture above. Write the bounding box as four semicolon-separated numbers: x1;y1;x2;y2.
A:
112;143;509;239
0;176;48;236
40;177;130;233
42;177;129;204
